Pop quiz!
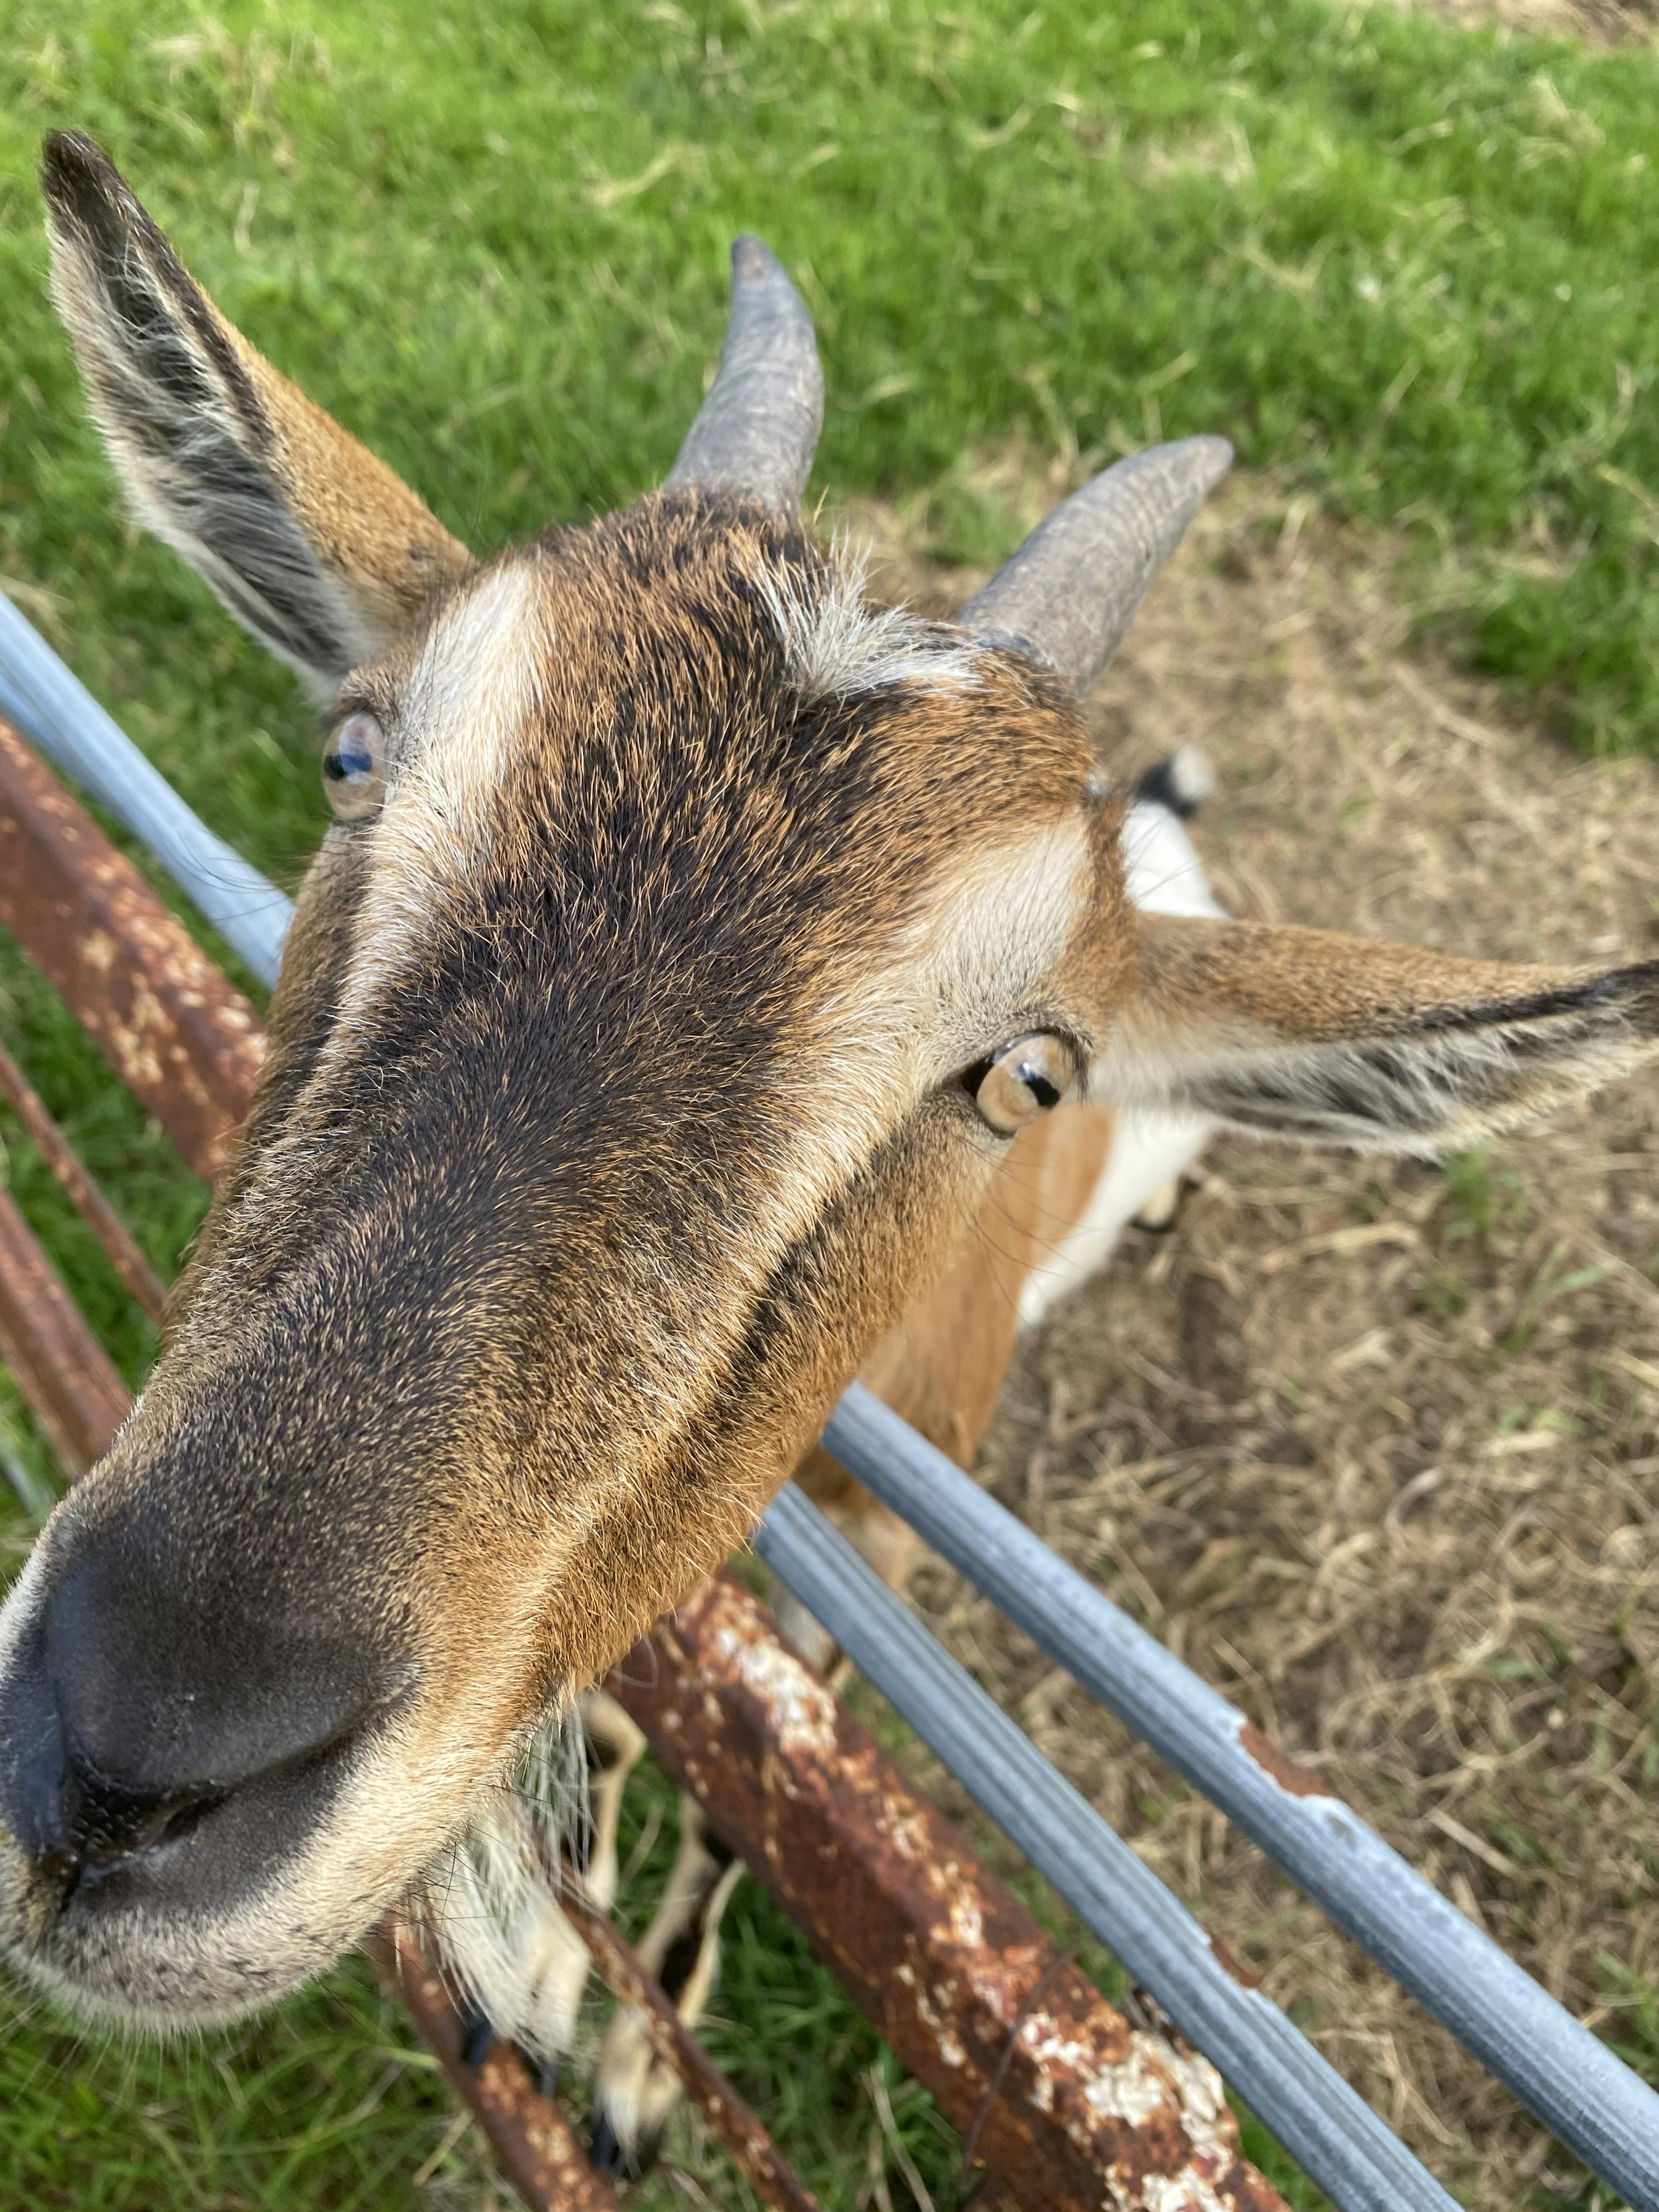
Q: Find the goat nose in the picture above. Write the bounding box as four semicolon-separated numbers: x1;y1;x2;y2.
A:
20;1526;397;1862
0;1631;228;1897
0;1627;75;1883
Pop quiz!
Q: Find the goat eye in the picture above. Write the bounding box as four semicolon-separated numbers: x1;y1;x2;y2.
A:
971;1034;1080;1135
322;712;385;820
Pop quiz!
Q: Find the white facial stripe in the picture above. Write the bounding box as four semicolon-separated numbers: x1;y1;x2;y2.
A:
910;815;1096;1028
756;814;1097;1255
333;560;548;1035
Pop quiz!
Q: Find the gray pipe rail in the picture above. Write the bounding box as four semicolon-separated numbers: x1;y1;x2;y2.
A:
0;592;290;988
823;1382;1659;2212
754;1482;1458;2212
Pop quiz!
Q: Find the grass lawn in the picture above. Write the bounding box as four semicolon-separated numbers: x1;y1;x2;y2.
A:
2;0;1657;2203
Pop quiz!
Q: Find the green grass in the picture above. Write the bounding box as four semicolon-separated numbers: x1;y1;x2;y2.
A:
2;0;1655;2202
0;1951;466;2212
4;0;1659;782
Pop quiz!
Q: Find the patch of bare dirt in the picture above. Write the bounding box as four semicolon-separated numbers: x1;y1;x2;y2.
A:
1378;0;1656;45
845;470;1659;2209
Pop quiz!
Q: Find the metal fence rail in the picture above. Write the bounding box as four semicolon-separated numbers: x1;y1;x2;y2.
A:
4;597;1656;2211
0;594;290;988
823;1384;1659;2211
756;1484;1458;2212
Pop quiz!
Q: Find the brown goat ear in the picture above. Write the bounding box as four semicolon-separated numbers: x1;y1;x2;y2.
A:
1096;912;1659;1153
41;132;469;689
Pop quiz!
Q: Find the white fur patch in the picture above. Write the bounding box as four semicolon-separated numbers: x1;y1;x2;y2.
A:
420;1702;591;2057
759;543;982;699
1017;790;1224;1326
332;561;547;1033
1120;797;1226;920
775;815;1096;1215
1017;1107;1212;1328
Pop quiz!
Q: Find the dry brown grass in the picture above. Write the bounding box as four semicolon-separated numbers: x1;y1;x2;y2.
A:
840;467;1659;2209
1374;0;1657;48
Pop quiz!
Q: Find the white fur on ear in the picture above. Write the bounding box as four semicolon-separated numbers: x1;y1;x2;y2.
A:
41;134;467;690
1099;921;1659;1155
45;213;376;690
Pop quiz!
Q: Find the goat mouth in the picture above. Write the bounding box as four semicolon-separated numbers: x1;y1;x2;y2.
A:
0;1845;374;2033
0;1905;324;2033
0;1749;386;2029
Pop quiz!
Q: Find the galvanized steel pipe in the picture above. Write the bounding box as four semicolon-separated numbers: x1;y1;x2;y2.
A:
823;1382;1659;2212
0;594;290;986
756;1481;1459;2212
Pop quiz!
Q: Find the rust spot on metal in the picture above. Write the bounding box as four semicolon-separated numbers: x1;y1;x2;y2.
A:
1238;1723;1338;1801
0;718;263;1181
1209;1935;1262;1990
0;1186;128;1475
371;1927;623;2212
610;1574;1288;2212
556;1870;820;2212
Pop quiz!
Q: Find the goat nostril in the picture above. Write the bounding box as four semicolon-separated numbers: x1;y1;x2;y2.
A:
76;1780;227;1872
0;1615;251;1897
36;1836;86;1904
30;1742;231;1898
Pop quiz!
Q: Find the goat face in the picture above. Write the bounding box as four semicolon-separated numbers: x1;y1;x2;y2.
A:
0;497;1123;2024
5;133;1656;2031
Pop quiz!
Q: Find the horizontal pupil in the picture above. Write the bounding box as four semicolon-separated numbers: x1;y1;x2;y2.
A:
1021;1069;1062;1109
324;749;373;783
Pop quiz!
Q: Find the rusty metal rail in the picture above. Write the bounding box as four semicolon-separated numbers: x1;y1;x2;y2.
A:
605;1571;1282;2212
553;1872;821;2212
0;591;288;987
0;718;265;1179
0;709;1281;2210
823;1382;1659;2212
0;1038;167;1324
373;1929;626;2212
0;1182;129;1478
757;1485;1456;2212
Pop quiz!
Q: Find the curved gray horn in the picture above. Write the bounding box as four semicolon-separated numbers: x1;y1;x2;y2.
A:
666;236;824;513
959;436;1233;695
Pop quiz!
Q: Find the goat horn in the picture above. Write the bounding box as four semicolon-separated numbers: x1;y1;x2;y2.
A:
666;237;824;514
958;437;1233;695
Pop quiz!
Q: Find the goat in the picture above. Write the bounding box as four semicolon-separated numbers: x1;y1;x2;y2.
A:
2;134;1656;2180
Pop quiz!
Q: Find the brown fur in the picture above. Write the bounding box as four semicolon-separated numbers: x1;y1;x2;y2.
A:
226;325;470;636
798;1104;1115;1593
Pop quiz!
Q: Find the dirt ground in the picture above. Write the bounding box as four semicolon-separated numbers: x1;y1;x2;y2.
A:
1392;0;1657;46
840;467;1659;2210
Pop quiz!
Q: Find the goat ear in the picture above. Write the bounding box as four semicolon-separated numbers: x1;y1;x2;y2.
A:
41;133;469;690
1096;912;1659;1152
